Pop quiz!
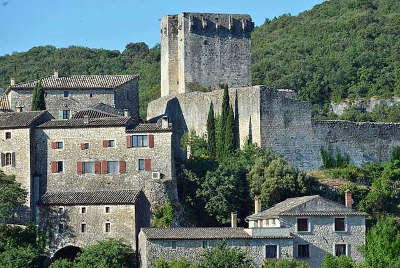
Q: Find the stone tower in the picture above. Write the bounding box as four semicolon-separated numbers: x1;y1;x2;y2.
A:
161;13;254;97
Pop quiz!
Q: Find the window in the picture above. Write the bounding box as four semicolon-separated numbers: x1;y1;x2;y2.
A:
64;91;69;98
298;245;310;258
81;223;86;233
81;143;89;150
5;153;12;166
58;207;64;214
132;135;148;147
202;241;208;249
105;222;111;233
89;93;93;98
297;218;309;232
57;161;63;172
59;110;70;119
56;142;63;149
138;159;145;171
108;140;115;147
171;241;177;249
265;245;278;259
335;218;346;232
5;132;11;139
107;161;119;174
81;207;86;214
105;206;110;214
58;223;64;233
83;162;95;174
335;244;347;257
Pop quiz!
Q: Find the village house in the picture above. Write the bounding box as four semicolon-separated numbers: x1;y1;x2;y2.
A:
139;192;366;268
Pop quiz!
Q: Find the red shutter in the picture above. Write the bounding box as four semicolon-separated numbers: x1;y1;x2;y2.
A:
77;162;83;175
80;143;86;150
51;142;57;149
149;135;154;148
101;161;108;174
144;159;151;171
51;161;57;173
95;161;101;174
126;136;132;148
103;140;108;148
119;161;126;174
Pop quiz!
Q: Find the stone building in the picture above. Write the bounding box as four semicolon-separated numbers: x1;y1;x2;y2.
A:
139;192;366;268
3;72;139;120
161;13;253;97
0;111;53;223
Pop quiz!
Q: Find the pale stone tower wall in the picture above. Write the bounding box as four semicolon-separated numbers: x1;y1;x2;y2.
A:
161;13;253;97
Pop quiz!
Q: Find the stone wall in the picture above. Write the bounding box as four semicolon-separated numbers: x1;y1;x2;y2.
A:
138;234;293;268
33;125;177;208
8;79;139;119
281;216;365;268
160;13;253;97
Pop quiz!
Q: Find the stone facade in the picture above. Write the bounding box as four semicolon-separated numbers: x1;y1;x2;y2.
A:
148;86;400;170
161;13;253;97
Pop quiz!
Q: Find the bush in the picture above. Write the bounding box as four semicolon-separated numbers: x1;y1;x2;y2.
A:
322;253;355;268
152;201;174;227
320;147;350;169
50;259;76;268
263;258;309;268
151;258;197;268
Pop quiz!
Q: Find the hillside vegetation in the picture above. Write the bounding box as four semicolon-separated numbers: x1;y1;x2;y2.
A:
1;0;400;119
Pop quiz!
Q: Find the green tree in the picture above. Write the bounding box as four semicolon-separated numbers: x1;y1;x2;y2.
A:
207;102;216;158
49;259;76;268
224;105;235;156
263;259;309;268
0;246;43;268
217;85;230;159
31;81;46;111
198;241;255;268
151;258;197;268
152;201;174;227
75;239;132;268
321;253;354;268
0;171;27;222
360;216;400;267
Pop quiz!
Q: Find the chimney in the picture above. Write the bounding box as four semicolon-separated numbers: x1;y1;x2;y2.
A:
83;115;89;124
16;106;23;113
124;109;130;118
161;116;169;129
10;78;15;86
53;70;59;78
231;212;237;228
254;196;261;214
345;189;352;209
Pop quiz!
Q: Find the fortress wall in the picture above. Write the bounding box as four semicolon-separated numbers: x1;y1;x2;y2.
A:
147;86;262;157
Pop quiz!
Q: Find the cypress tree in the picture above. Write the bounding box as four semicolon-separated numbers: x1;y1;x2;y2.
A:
207;102;216;158
217;85;230;159
32;81;46;111
224;105;235;156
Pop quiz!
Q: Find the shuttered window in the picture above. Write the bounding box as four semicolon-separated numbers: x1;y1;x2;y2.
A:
51;161;63;173
138;159;145;170
1;152;15;167
131;135;148;147
119;161;126;174
83;162;95;174
144;158;151;171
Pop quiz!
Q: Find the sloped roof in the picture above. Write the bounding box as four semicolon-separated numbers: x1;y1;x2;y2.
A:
247;195;367;220
8;75;138;90
39;189;141;205
72;103;123;119
126;122;172;133
38;116;132;128
141;227;292;240
0;111;50;129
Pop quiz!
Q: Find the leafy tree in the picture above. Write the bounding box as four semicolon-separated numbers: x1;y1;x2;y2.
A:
321;253;355;268
49;259;76;268
31;81;46;111
151;258;197;268
224;105;235;156
207;102;216;158
263;259;309;268
152;201;174;227
181;130;209;159
360;216;400;267
75;239;132;268
0;171;27;222
198;241;255;268
0;246;44;268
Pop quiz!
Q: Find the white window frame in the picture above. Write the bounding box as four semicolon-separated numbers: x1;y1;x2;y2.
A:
82;161;95;174
333;243;348;257
55;160;64;173
56;141;64;150
107;139;116;148
80;206;87;214
296;217;311;233
106;160;119;174
138;159;145;171
333;217;347;232
265;244;280;259
104;222;111;233
5;152;13;166
58;206;64;214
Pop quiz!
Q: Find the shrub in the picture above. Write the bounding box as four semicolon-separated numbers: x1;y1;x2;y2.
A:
152;201;174;227
263;258;309;268
151;258;197;268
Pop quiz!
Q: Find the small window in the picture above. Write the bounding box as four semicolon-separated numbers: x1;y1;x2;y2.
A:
5;153;12;166
82;143;89;150
265;245;277;259
64;91;69;98
81;207;86;214
202;241;208;249
89;93;93;98
60;110;70;119
105;206;110;214
105;222;111;233
335;218;346;232
171;241;177;249
132;135;148;147
298;244;310;258
56;142;63;149
297;218;309;232
83;162;95;174
138;159;145;171
335;244;347;257
58;223;64;233
5;132;11;139
107;161;119;174
81;223;86;233
57;161;63;173
58;207;64;214
108;140;115;147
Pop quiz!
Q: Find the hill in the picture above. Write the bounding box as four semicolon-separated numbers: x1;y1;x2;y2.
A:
2;0;400;119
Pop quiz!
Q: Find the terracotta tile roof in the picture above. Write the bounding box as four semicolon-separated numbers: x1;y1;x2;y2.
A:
247;195;367;220
39;116;132;128
39;189;141;205
141;227;292;240
0;111;49;129
126;122;172;133
9;75;138;90
0;94;10;110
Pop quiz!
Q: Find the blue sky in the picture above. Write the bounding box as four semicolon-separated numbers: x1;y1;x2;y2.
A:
0;0;324;56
